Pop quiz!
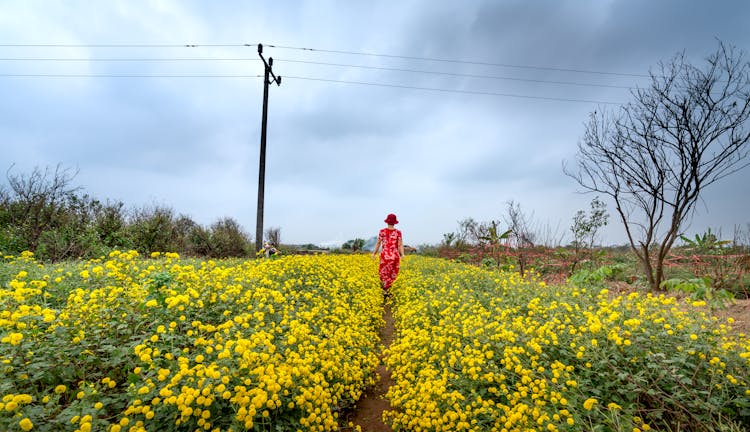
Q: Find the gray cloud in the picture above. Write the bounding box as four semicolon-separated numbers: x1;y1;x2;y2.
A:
1;0;749;247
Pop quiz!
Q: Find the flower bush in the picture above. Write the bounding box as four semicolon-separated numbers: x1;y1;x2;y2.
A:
0;251;383;431
385;257;750;431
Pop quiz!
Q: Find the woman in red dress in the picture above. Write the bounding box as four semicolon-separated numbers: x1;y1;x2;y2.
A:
372;213;405;295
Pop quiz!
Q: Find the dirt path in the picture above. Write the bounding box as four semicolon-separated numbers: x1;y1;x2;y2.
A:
348;302;395;431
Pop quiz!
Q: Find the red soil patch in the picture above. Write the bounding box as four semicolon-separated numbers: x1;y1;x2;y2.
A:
346;302;395;431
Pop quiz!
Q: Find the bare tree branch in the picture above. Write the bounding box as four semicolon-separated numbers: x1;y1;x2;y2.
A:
564;41;750;290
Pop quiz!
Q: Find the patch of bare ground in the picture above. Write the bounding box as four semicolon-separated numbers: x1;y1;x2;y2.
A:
341;302;395;432
712;298;750;334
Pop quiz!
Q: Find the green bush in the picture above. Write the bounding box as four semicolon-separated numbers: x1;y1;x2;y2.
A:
0;165;260;260
569;263;628;288
206;217;252;258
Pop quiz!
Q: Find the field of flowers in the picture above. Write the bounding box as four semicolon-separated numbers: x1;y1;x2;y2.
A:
385;257;750;431
3;252;750;432
0;251;383;432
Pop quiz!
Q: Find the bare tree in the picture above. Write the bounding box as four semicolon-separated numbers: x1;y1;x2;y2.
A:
732;223;750;250
504;200;537;275
505;200;536;249
264;226;281;247
3;164;81;249
456;218;481;246
565;41;750;290
532;220;566;248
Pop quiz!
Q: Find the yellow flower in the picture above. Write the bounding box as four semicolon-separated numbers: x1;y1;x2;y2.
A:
19;418;33;431
1;332;24;345
583;398;598;410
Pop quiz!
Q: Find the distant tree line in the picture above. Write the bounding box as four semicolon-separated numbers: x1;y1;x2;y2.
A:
0;165;256;261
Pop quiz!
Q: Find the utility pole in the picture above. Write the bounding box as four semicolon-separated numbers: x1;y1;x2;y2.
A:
256;43;281;252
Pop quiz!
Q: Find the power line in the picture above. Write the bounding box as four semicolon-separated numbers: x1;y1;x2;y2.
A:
0;57;259;61
0;43;255;48
266;43;650;78
0;56;636;89
282;75;622;105
0;41;649;78
0;73;263;78
275;59;635;89
0;72;622;104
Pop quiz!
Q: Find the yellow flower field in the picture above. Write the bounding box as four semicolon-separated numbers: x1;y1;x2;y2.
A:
0;251;383;432
385;257;750;431
2;252;749;431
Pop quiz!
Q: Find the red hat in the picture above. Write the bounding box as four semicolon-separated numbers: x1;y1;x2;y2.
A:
384;213;399;225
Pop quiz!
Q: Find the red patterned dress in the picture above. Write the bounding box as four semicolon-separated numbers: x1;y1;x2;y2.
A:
377;228;402;290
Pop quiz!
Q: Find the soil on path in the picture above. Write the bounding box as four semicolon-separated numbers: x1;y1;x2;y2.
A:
347;302;396;431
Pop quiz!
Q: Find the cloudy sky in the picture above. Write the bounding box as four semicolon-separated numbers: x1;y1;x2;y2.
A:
2;1;749;248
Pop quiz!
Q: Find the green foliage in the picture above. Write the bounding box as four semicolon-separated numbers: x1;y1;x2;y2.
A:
569;197;610;275
415;244;439;257
671;229;749;298
569;263;626;288
148;270;175;290
127;204;179;255
92;200;129;249
207;217;252;258
660;276;735;309
479;220;511;245
454;252;474;264
481;257;497;269
0;226;25;255
0;165;255;260
341;238;365;251
571;196;609;249
441;232;456;247
680;228;732;253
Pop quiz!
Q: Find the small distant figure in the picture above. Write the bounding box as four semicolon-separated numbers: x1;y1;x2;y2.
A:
371;213;405;297
262;241;278;258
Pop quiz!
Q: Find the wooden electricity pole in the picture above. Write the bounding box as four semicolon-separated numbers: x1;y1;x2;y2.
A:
256;43;281;252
